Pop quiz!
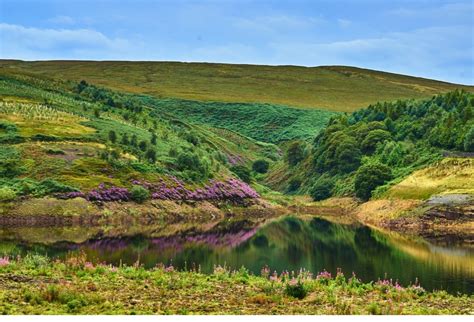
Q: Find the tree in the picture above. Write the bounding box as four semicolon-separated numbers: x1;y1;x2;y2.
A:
354;162;392;201
108;130;117;143
252;159;269;174
176;152;202;171
287;178;301;193
145;149;156;163
464;125;474;152
130;186;150;203
76;80;88;93
361;129;391;154
150;132;158;145
130;134;138;147
121;133;129;145
286;141;305;166
230;165;252;183
334;137;362;173
138;140;148;151
310;177;334;201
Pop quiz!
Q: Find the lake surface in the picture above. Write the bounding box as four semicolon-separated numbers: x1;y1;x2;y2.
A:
1;216;473;294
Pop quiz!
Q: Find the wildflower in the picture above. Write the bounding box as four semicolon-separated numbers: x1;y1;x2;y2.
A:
84;262;95;270
0;256;10;267
270;271;279;282
316;270;332;280
261;266;270;279
288;278;298;286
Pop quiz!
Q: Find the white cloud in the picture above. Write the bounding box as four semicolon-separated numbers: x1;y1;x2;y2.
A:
0;23;134;60
268;25;474;84
47;15;75;25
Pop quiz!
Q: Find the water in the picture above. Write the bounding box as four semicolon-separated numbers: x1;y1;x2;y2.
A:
1;216;473;294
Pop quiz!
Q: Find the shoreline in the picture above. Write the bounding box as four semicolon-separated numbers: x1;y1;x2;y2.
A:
1;193;473;246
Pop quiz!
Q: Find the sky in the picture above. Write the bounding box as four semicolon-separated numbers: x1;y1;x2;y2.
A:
0;0;473;84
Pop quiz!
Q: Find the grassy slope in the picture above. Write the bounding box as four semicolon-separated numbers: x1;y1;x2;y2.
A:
386;158;474;200
1;60;472;112
0;255;471;314
0;72;275;195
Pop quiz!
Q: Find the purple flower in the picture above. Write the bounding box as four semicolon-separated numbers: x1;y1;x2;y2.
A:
0;256;10;267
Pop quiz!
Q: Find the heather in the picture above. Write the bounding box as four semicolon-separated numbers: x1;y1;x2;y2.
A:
58;177;259;204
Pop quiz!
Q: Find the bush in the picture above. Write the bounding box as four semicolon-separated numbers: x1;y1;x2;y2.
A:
0;146;23;178
35;179;78;196
230;165;252;183
310;177;334;201
0;187;16;201
252;159;269;174
354;162;392;201
286;141;305;166
287;178;301;193
145;149;157;163
130;185;150;203
285;281;307;299
45;148;66;155
176;152;210;180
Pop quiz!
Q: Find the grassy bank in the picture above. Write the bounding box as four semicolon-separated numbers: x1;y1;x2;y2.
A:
0;254;472;314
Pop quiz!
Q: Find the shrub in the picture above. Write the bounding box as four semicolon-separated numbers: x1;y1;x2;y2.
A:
285;280;307;299
287;178;301;193
0;146;23;178
145;149;157;163
34;179;78;196
354;162;392;201
252;159;269;174
310;177;334;201
130;185;150;203
184;132;200;146
23;254;49;269
176;152;209;179
0;187;16;201
108;130;117;143
138;140;148;151
230;165;252;183
286;141;305;166
45;148;66;155
31;134;60;142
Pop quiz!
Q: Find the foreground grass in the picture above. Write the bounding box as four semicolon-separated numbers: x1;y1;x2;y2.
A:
1;60;472;112
0;255;471;314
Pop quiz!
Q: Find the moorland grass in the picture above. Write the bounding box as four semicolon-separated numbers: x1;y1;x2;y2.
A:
1;60;472;112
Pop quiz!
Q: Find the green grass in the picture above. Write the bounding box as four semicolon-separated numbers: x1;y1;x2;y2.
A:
1;60;472;112
0;254;471;314
148;98;338;143
0;70;283;198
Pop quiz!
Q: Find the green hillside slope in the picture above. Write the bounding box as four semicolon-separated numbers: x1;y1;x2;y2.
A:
266;90;474;200
1;60;472;112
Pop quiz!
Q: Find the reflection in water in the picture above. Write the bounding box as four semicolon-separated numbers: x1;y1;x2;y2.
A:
1;216;473;294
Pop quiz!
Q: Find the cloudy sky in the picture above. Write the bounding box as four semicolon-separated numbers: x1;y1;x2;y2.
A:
1;0;473;84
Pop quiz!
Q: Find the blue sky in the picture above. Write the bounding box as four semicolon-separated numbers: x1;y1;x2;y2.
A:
1;0;473;84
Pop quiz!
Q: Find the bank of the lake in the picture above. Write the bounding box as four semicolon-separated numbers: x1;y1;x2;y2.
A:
0;254;472;315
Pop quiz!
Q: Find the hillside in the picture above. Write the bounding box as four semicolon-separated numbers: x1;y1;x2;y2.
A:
266;90;474;200
0;72;279;204
1;60;472;112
